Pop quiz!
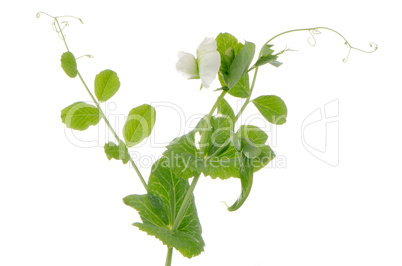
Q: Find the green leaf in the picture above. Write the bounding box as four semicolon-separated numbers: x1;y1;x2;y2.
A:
163;130;202;179
252;95;288;125
195;115;213;155
216;33;239;59
254;54;279;68
123;104;156;147
231;131;241;152
104;140;130;164
202;143;275;179
253;44;283;69
236;125;268;145
202;125;275;179
218;73;250;99
163;123;275;181
228;155;254;211
60;52;78;78
61;102;100;131
241;138;261;159
215;34;251;97
261;44;275;57
203;145;240;179
123;157;205;258
217;99;235;124
233;42;244;54
94;69;120;102
226;42;256;89
220;48;235;77
207;116;233;156
228;73;250;98
269;60;283;67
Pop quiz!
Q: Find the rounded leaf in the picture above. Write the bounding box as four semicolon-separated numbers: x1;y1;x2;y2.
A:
123;104;156;147
236;125;268;145
60;51;78;78
241;138;261;159
252;95;287;125
61;102;100;131
94;69;120;102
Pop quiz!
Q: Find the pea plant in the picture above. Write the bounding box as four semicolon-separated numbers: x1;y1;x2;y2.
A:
37;12;377;266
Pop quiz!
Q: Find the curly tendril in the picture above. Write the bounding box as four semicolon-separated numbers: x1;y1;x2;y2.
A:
36;12;83;23
76;54;94;60
36;12;84;51
262;27;378;63
307;29;321;46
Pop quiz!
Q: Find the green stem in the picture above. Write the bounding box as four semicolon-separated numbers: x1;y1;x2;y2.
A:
208;90;227;117
50;16;148;192
171;90;227;231
234;27;353;124
171;173;201;232
200;90;227;157
54;18;70;51
165;90;227;265
165;247;173;266
234;67;259;124
77;72;148;191
262;27;377;62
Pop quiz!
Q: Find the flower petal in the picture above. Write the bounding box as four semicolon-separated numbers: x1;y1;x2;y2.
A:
198;50;221;88
196;37;218;58
176;52;199;79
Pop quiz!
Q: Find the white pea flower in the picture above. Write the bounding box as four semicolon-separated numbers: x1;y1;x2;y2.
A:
176;37;221;89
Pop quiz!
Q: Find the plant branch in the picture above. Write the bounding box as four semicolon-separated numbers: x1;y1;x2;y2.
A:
234;67;259;124
77;72;148;191
42;13;148;192
165;247;173;266
165;90;227;266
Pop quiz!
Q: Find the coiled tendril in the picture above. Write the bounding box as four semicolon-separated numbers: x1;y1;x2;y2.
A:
36;12;92;59
262;27;378;63
36;12;83;50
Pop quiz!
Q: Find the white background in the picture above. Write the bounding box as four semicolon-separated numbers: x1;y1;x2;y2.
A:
1;1;401;265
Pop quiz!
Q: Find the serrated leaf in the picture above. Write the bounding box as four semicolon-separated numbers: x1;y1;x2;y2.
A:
202;126;275;179
226;42;255;89
61;102;100;131
252;44;283;69
60;51;78;78
202;144;274;180
163;122;275;181
261;44;275;57
252;95;287;125
104;140;130;164
123;157;205;258
203;146;240;179
94;69;120;102
123;104;156;147
254;54;279;68
252;44;285;68
228;155;254;211
207;116;232;156
163;130;202;179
